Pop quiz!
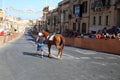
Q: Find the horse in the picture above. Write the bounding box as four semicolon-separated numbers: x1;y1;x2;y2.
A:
39;30;65;59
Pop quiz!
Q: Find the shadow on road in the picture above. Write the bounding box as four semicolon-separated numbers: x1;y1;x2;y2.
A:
23;52;59;60
23;52;49;58
26;38;35;42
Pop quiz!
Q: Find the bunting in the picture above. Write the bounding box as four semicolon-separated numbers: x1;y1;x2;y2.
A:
5;7;42;14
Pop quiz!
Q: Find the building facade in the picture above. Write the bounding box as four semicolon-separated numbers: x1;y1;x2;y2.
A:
45;0;120;34
90;0;120;33
0;9;4;28
58;0;70;33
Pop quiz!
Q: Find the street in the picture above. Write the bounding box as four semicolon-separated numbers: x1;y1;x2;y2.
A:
0;29;120;80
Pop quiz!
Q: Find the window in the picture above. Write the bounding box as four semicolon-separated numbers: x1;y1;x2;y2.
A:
102;0;110;6
78;23;80;32
73;4;81;17
93;16;96;25
82;23;86;33
91;0;98;9
73;23;76;31
63;11;65;21
102;0;105;6
105;0;110;6
75;5;80;16
99;16;101;25
47;19;50;25
54;17;56;26
82;1;87;13
106;16;109;25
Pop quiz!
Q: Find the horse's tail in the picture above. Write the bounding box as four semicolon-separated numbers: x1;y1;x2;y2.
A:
60;35;65;49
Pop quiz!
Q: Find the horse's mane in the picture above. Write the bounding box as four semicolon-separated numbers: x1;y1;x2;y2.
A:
41;30;49;38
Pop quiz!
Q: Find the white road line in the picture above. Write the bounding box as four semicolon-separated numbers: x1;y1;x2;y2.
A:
75;49;97;55
107;57;117;59
93;57;104;59
91;62;107;66
79;57;91;59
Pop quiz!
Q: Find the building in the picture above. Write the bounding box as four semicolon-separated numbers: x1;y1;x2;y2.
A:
0;9;4;28
47;8;59;32
58;0;70;34
45;0;120;34
90;0;120;33
68;0;90;34
43;6;49;30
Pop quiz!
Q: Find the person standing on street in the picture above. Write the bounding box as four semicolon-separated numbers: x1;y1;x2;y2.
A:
36;32;45;57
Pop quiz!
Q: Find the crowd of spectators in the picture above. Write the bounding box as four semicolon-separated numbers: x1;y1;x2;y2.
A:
64;26;120;40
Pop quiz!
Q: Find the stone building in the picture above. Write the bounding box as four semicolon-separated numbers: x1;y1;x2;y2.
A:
43;6;49;30
69;0;90;34
46;0;90;34
58;0;70;34
90;0;120;33
45;0;120;34
47;8;59;32
0;9;4;28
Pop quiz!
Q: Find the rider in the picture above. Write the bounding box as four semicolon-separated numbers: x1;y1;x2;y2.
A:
36;32;45;57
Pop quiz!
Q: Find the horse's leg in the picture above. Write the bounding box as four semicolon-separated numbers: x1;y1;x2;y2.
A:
59;44;64;59
59;49;63;59
48;44;53;58
57;49;61;59
57;47;63;59
57;43;64;59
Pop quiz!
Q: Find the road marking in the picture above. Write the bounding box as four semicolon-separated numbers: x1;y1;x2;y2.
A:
91;62;107;66
107;57;117;59
93;57;104;59
75;49;97;55
79;57;91;59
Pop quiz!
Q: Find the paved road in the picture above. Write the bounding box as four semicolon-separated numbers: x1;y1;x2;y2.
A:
0;31;120;80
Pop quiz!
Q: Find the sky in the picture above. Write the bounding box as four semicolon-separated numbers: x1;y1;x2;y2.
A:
0;0;62;20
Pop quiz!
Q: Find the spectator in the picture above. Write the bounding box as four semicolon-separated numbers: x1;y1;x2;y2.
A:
96;33;102;39
102;27;107;34
104;33;110;39
89;34;96;38
80;34;84;38
116;33;120;40
111;33;116;39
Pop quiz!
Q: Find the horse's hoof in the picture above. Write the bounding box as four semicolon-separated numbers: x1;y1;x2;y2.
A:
57;56;62;60
48;55;54;58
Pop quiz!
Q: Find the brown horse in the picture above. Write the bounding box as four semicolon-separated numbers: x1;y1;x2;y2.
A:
39;30;65;59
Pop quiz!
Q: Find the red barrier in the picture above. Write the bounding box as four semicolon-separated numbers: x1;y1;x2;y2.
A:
65;37;120;54
0;31;4;36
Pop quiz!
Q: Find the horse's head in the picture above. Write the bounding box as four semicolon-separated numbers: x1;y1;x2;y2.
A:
39;30;49;38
